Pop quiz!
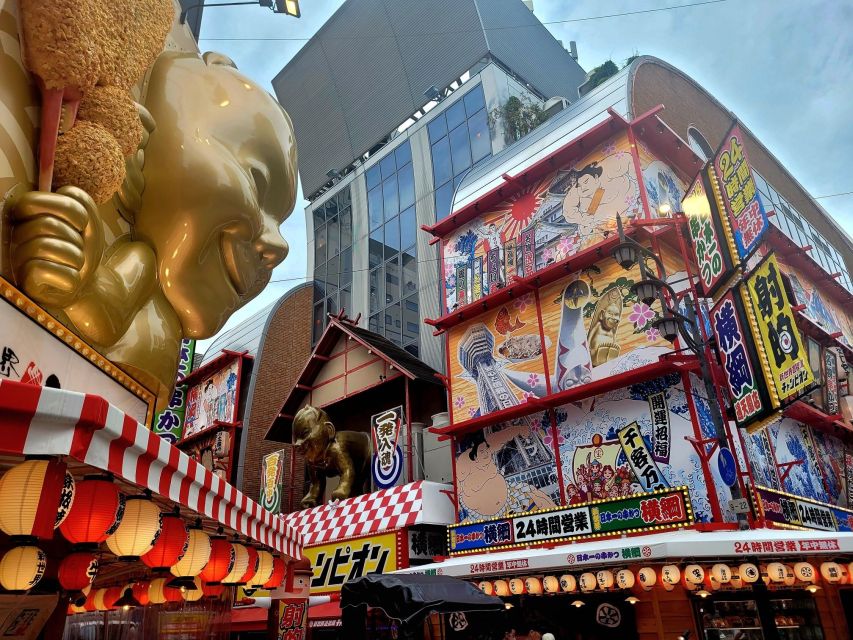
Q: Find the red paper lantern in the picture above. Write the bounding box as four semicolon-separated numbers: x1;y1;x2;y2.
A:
199;538;234;585
58;552;99;592
83;591;97;612
202;582;225;598
239;546;259;585
264;556;286;589
163;582;183;603
59;479;123;546
103;586;123;610
131;581;150;606
141;514;188;570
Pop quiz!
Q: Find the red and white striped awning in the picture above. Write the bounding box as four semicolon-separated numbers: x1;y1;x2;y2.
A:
0;379;302;559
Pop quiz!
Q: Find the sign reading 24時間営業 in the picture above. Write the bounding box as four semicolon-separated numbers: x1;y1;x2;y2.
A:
744;253;814;403
713;124;769;262
447;487;692;555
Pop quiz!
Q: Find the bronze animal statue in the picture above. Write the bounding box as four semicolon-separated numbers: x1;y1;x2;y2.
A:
292;406;371;509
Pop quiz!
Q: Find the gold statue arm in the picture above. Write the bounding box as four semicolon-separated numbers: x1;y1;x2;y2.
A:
330;447;356;501
64;240;158;347
301;467;326;509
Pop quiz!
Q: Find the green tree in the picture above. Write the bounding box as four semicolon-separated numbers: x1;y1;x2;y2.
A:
489;95;548;143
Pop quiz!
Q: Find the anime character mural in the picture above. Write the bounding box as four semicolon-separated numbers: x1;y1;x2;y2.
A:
455;415;559;522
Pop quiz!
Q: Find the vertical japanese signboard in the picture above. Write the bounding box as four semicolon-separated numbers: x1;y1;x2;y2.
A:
521;228;536;277
823;349;839;415
260;449;286;514
276;599;307;640
744;253;814;403
455;264;467;307
710;289;771;427
682;171;732;298
504;238;518;280
153;339;196;442
472;256;483;300
713;124;769;261
487;248;502;293
371;406;404;489
617;422;668;492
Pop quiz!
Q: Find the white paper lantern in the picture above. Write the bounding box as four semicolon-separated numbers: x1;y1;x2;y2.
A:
579;572;597;592
684;564;705;585
493;580;509;596
249;550;275;589
596;570;614;590
765;562;787;583
105;496;161;560
738;563;759;584
820;562;843;584
170;528;211;578
478;581;494;595
524;577;543;594
508;578;526;595
616;569;635;590
183;577;205;602
661;565;681;585
0;546;46;591
221;543;249;585
637;567;657;591
543;576;560;593
710;564;731;584
559;574;576;593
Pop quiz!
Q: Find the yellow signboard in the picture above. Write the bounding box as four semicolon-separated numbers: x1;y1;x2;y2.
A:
744;253;814;402
303;532;399;594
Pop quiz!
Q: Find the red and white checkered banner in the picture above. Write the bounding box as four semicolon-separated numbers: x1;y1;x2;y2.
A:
284;481;449;547
0;379;302;559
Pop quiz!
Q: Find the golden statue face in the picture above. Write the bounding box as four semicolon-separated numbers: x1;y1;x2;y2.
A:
136;53;297;338
602;303;621;330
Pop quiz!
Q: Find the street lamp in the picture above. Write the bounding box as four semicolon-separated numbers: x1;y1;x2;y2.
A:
181;0;301;24
612;214;749;529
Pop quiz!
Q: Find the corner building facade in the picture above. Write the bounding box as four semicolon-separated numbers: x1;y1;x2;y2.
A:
396;56;853;640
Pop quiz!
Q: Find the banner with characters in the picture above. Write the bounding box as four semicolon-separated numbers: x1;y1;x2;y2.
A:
303;532;399;595
371;406;404;489
260;450;286;514
276;599;308;640
153;339;196;442
441;132;686;312
184;358;241;439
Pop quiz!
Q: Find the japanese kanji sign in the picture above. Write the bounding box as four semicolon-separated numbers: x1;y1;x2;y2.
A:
710;289;770;427
303;532;398;594
648;392;670;463
447;487;692;555
456;263;468;307
824;349;839;415
260;449;285;514
276;599;308;640
744;253;814;402
713;123;768;261
504;238;518;280
472;256;483;300
618;422;669;492
753;485;853;533
682;170;732;297
153;339;195;443
521;227;536;277
371;406;404;489
487;248;502;294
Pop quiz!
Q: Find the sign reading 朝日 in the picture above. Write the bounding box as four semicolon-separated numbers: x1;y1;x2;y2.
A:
303;532;399;594
713;123;769;262
744;253;814;403
448;487;692;555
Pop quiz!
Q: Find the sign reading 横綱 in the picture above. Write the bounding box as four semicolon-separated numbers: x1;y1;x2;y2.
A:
371;406;404;489
713;123;769;262
753;485;853;533
618;422;668;492
153;339;196;442
447;487;692;554
682;170;733;298
710;290;771;427
744;253;815;403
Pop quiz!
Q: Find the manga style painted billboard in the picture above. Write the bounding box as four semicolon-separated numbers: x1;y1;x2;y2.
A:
184;358;240;439
441;133;687;312
454;412;560;523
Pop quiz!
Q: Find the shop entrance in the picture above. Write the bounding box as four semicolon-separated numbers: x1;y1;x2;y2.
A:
497;594;638;640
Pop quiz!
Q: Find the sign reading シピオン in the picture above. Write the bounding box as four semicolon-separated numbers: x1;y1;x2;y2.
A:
303;532;399;594
743;253;814;403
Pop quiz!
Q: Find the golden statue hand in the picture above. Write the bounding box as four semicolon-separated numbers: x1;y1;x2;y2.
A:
9;186;104;309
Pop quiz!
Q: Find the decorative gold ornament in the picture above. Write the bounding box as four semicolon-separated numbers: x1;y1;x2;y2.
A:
293;406;371;508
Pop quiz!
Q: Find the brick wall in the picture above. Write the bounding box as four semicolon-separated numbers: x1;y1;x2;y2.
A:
241;284;312;512
631;59;853;275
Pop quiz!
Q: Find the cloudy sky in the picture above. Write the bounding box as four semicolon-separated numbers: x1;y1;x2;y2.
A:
196;0;853;353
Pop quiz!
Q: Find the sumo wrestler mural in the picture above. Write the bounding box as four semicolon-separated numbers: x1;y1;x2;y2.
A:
0;0;297;407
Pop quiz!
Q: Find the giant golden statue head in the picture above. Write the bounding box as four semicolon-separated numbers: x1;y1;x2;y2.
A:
1;0;298;408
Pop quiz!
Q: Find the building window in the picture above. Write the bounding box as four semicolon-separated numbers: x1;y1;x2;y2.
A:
367;141;419;355
687;125;713;162
313;186;353;342
429;84;491;221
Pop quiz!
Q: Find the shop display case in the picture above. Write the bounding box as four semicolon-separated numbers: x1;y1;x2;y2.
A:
695;592;824;640
769;597;823;640
699;599;764;640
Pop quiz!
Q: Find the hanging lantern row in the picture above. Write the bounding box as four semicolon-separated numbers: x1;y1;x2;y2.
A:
477;560;852;598
0;460;287;597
